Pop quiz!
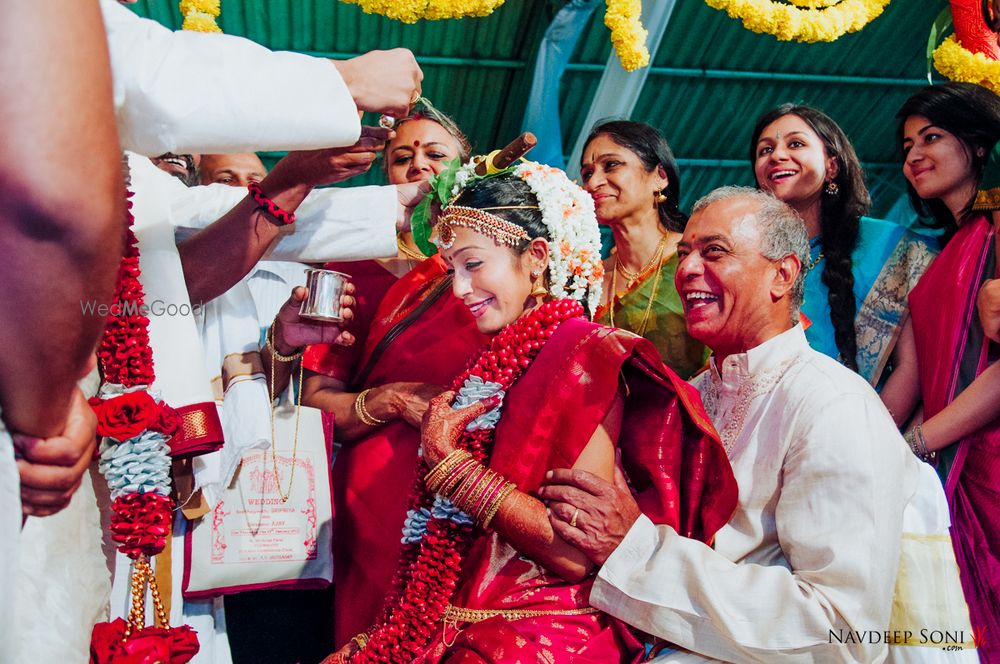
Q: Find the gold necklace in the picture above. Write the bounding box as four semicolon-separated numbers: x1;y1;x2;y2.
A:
609;238;667;332
267;338;304;503
614;232;669;285
397;235;428;262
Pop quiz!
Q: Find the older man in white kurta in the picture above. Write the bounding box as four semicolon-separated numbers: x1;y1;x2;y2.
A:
542;188;972;663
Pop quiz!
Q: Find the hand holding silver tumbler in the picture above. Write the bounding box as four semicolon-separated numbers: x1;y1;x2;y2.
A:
299;268;350;322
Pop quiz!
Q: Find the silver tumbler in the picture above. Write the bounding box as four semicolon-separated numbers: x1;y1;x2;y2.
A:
299;268;350;322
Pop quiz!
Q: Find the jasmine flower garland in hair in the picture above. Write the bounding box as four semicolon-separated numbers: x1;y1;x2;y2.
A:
513;162;605;313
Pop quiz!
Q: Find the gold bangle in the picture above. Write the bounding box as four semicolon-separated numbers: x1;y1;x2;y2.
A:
481;482;516;529
266;317;303;362
437;458;480;497
354;388;388;427
351;632;369;650
424;449;473;492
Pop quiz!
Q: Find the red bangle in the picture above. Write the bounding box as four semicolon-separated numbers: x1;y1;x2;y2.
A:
247;182;296;225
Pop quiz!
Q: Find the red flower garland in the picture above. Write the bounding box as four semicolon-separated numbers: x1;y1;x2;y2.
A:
91;618;199;664
90;185;198;662
96;195;154;387
109;493;174;558
353;299;584;663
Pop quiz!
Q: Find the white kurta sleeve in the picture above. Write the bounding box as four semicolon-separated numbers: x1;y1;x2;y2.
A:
591;394;909;664
168;176;399;262
101;0;360;156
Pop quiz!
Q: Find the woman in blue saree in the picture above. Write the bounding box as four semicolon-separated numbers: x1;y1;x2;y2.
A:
749;104;937;421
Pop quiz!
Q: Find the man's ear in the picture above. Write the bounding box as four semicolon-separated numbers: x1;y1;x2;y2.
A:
771;253;801;301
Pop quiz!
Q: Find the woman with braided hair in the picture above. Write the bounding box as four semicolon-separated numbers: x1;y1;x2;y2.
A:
323;162;736;663
750;104;937;422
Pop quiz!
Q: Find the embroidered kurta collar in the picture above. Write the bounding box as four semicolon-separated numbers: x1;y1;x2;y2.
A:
708;324;808;389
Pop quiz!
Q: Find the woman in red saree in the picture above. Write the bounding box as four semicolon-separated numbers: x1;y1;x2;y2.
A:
325;164;737;663
302;106;489;646
898;82;1000;662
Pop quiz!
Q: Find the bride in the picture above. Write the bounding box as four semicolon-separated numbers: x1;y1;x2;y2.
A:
327;160;737;663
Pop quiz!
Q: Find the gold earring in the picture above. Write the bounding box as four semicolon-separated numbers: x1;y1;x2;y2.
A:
654;189;668;204
530;271;548;298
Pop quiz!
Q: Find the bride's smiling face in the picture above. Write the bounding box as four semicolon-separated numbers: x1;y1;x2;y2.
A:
440;226;548;334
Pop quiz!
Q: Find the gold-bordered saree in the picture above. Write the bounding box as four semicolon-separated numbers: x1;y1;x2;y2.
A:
803;217;938;387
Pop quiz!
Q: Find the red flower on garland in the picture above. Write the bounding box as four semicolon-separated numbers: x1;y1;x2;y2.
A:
91;618;199;664
93;391;159;441
90;395;181;440
352;299;584;662
110;492;173;559
154;403;181;436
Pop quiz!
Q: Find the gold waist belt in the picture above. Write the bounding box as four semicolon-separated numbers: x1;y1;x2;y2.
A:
443;603;600;625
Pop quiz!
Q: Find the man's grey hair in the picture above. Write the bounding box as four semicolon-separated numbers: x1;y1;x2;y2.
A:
691;186;810;320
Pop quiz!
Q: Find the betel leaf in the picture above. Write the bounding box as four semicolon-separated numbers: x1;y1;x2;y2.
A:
408;157;461;257
434;157;462;203
410;194;437;257
926;6;953;83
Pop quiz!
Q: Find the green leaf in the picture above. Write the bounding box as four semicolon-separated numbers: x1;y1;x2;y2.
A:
410;194;437;257
434;157;462;203
926;6;953;83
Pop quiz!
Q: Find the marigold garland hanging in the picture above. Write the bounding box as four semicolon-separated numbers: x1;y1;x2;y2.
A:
705;0;892;42
783;0;842;7
180;0;222;33
337;0;649;71
933;34;1000;95
605;0;649;71
339;0;505;23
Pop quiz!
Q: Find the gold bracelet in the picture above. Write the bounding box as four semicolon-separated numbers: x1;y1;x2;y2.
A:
354;388;388;427
424;449;473;492
481;482;516;529
266;317;303;362
437;458;480;497
350;632;369;650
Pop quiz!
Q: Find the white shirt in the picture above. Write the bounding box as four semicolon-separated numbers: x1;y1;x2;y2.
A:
92;7;392;662
101;0;360;156
592;325;915;663
0;412;17;664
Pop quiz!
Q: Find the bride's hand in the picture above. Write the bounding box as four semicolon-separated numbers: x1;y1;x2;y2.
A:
420;391;501;465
